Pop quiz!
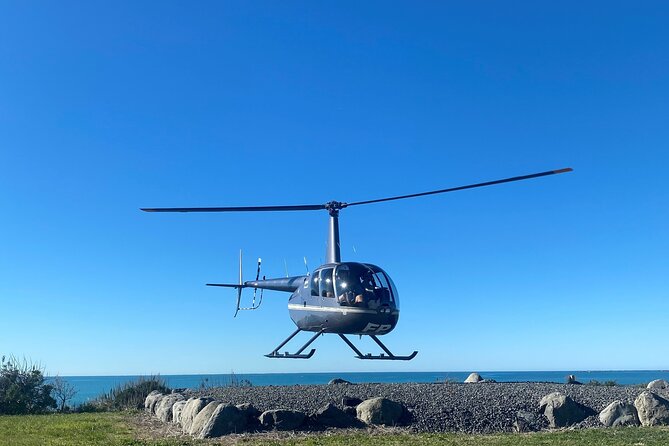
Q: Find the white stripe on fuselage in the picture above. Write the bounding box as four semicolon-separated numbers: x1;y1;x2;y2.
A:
287;304;398;316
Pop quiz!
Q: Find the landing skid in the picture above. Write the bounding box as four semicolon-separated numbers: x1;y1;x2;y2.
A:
265;328;323;359
265;328;417;361
339;334;418;360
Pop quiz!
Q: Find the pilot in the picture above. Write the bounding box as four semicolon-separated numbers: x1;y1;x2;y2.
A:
360;270;379;308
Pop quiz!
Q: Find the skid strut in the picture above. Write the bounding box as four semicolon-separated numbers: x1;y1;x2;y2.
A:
338;334;418;360
265;328;324;359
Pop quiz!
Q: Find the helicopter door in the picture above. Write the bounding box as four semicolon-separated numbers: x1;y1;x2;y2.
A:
318;268;334;300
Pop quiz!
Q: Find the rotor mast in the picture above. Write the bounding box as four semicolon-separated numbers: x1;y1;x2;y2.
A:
325;201;346;264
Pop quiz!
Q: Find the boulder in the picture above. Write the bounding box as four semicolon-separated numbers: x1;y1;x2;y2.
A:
198;404;248;438
259;409;306;430
464;372;482;383
634;391;669;426
599;400;639;427
647;379;669;390
566;375;582;385
236;403;261;425
328;378;352;385
172;400;187;425
313;403;358;428
181;397;215;433
145;392;164;414
356;397;405;426
539;392;590;428
188;400;222;435
513;410;541;432
144;391;162;411
155;393;185;422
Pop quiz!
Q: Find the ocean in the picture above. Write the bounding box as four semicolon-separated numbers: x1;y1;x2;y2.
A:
60;370;669;406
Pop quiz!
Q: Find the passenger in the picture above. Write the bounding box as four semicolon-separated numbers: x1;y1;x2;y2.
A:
338;289;355;306
336;270;355;305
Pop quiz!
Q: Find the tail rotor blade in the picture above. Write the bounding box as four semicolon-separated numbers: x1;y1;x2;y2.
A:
234;249;242;318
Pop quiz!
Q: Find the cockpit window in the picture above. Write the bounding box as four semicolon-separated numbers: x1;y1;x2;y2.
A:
311;273;319;296
334;263;396;308
319;268;334;298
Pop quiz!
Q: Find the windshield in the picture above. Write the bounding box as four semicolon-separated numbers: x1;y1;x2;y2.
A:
333;263;397;309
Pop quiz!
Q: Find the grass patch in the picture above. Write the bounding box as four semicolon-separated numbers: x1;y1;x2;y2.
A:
263;429;669;445
1;412;669;446
0;412;134;446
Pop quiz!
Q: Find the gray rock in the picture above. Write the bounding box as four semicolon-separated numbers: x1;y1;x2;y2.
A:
539;392;590;428
189;400;222;435
198;404;248;438
144;391;162;411
145;392;164;414
647;379;669;390
566;375;582;385
236;403;261;425
236;403;260;415
172;400;187;425
259;409;306;430
328;378;352;385
155;393;185;422
464;373;482;383
599;400;639;427
356;397;405;425
634;391;669;426
513;410;541;432
313;403;358;428
181;397;215;433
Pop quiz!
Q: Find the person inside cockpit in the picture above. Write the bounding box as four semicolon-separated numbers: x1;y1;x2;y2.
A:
336;269;356;306
360;269;380;309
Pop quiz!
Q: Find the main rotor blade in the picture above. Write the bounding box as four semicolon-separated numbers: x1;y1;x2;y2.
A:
141;204;325;213
346;168;573;207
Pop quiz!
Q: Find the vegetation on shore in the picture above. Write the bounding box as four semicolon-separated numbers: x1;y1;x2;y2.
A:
0;356;56;415
82;376;171;412
1;353;170;414
2;412;669;446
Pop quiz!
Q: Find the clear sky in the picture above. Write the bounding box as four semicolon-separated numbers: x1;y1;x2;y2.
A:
1;1;667;376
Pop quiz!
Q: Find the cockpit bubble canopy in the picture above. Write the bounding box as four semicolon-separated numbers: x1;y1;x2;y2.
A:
310;262;398;309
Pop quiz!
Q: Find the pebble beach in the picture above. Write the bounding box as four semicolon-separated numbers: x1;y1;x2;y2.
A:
187;381;660;433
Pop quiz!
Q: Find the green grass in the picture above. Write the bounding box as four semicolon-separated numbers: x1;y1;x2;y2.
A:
2;412;669;446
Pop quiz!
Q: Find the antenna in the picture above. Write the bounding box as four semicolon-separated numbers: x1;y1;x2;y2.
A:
284;259;289;278
303;257;309;275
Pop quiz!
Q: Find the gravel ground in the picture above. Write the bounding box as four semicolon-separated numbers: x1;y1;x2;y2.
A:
187;382;663;434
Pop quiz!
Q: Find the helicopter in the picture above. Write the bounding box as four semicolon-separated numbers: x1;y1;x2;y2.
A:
142;167;572;360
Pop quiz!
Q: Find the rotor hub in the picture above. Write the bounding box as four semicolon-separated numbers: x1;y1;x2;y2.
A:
325;201;347;216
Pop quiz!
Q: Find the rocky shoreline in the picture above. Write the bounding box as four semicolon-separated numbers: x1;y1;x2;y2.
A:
144;377;669;439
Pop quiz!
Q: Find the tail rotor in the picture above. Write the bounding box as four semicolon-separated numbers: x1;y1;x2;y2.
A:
234;250;243;317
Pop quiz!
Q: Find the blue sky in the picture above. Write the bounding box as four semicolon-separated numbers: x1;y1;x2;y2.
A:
1;1;667;376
